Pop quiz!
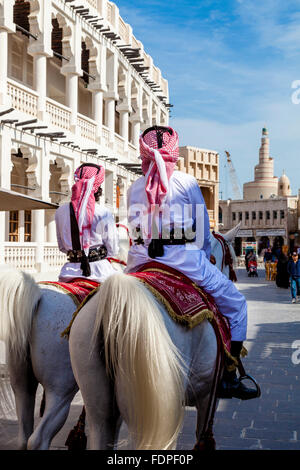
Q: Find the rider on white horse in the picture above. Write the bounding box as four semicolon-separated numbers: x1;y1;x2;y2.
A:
55;163;119;282
125;125;258;400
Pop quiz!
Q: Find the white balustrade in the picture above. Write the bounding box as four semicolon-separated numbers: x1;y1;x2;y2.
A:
7;79;38;117
102;125;110;148
115;133;125;156
4;243;36;271
4;243;66;272
128;142;138;161
44;245;66;270
46;98;71;131
107;2;113;24
87;0;97;8
119;17;129;43
77;114;97;142
132;36;140;49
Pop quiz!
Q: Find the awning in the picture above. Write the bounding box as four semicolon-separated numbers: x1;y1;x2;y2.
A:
0;188;58;211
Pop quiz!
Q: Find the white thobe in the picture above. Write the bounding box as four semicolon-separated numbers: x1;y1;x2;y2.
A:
55;202;119;283
125;171;247;341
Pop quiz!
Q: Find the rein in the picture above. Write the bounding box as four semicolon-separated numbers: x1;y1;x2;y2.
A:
116;223;133;247
212;231;237;283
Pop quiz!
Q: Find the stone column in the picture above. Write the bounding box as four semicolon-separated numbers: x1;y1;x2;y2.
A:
120;110;129;141
105;96;116;143
132;119;141;148
19;211;25;243
46;210;57;243
117;103;131;151
105;51;119;144
33;53;47;120
92;90;103;144
65;72;79;133
33;210;45;272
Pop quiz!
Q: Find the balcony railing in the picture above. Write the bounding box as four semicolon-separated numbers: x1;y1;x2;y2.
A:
115;133;125;156
4;243;66;272
4;243;37;271
119;17;129;43
87;0;97;8
46;98;71;131
7;79;38;117
44;245;66;269
77;113;97;142
102;125;110;148
128;142;138;161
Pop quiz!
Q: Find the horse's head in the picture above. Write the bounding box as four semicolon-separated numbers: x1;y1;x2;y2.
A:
210;223;240;281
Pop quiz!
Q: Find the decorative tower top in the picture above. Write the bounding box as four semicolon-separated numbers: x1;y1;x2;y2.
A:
243;126;278;200
278;170;291;197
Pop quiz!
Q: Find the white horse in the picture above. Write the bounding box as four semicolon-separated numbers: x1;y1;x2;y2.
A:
69;226;240;451
0;224;130;450
0;224;239;450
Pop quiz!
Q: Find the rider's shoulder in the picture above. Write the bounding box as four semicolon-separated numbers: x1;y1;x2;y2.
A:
172;171;198;187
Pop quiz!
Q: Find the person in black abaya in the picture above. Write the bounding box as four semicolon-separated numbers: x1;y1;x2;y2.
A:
276;251;289;288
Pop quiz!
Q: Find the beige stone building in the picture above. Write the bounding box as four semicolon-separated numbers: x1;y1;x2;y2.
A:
0;0;170;272
177;146;219;231
219;128;300;255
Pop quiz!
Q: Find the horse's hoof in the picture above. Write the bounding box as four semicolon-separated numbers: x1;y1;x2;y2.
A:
193;437;216;452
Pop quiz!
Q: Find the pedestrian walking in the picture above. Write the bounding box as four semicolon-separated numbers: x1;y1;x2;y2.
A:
287;252;300;303
264;248;273;280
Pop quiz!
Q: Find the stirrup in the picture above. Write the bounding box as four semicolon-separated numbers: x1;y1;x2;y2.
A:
238;374;261;399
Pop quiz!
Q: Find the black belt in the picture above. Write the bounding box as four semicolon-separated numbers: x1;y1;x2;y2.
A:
134;232;195;246
67;245;108;263
134;237;191;246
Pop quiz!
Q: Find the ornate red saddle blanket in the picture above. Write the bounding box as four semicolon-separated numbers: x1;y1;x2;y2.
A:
55;263;232;364
39;278;100;307
130;262;232;358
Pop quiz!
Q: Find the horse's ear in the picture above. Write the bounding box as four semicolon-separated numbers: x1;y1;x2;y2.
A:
223;222;241;244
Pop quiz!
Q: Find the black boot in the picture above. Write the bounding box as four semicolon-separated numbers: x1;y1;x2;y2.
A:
218;341;261;400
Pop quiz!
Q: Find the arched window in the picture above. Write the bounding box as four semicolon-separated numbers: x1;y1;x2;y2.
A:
13;0;30;33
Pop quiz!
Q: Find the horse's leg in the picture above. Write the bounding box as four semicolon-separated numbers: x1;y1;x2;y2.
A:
26;290;79;450
194;393;216;450
27;388;77;450
8;351;38;450
69;293;121;449
86;385;122;450
185;322;219;451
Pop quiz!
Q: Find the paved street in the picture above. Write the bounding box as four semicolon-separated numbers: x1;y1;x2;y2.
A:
1;267;300;450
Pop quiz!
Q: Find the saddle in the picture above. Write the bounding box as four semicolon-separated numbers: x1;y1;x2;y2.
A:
130;261;233;364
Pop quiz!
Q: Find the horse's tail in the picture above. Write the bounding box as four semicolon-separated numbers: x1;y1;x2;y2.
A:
0;269;41;359
93;272;186;450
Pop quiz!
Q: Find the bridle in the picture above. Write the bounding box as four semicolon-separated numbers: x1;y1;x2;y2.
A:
212;231;237;282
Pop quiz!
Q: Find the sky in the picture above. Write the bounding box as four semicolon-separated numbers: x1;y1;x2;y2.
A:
115;0;300;199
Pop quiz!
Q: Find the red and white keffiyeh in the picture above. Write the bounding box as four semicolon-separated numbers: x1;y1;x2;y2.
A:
140;127;179;210
71;165;105;253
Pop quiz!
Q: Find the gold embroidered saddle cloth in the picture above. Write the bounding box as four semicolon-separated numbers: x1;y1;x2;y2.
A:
129;261;232;360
